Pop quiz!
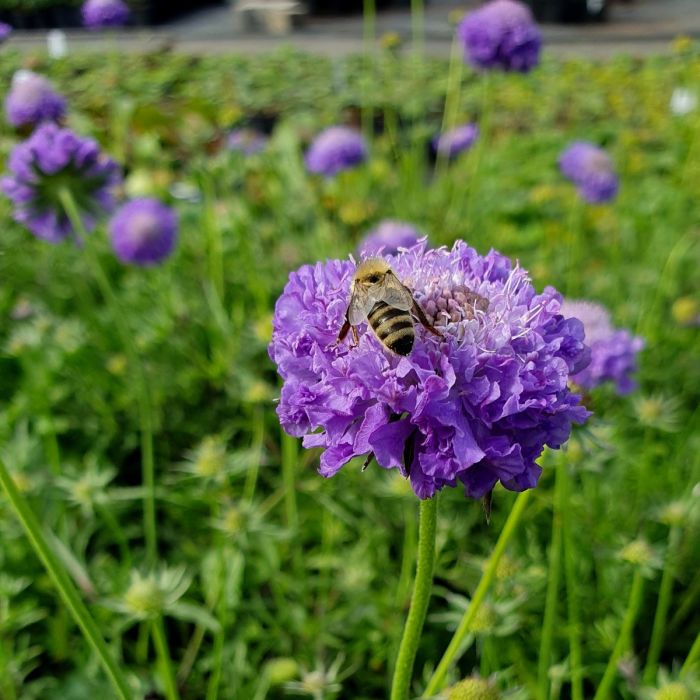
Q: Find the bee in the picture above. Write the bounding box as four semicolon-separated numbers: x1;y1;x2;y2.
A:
337;259;442;356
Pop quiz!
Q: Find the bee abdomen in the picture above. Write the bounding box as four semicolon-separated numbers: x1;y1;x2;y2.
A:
368;302;415;356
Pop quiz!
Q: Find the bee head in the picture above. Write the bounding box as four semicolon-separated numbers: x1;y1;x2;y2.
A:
354;258;390;288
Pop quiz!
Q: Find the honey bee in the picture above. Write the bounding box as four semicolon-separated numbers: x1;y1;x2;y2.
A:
337;259;442;356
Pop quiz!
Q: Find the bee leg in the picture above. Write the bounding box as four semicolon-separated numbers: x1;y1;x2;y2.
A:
362;452;375;471
412;299;444;338
482;489;493;525
351;326;360;347
336;319;351;345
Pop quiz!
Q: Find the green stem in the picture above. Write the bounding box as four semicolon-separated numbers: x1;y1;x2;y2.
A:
424;490;531;696
593;569;644;700
390;496;438;700
435;35;463;178
643;525;681;684
411;0;424;57
560;460;583;700
281;430;298;530
681;630;700;678
362;0;376;145
58;188;158;566
537;472;563;700
0;456;132;700
152;617;180;700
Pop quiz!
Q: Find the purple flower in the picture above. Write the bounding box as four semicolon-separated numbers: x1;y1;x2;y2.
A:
457;0;542;73
561;300;644;395
81;0;130;29
227;128;268;155
269;241;590;500
432;124;479;160
5;70;66;128
559;142;619;204
1;123;121;243
0;22;12;43
305;126;367;177
109;198;177;266
359;220;424;257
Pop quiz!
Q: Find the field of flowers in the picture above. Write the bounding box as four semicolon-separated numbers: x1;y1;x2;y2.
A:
0;4;699;699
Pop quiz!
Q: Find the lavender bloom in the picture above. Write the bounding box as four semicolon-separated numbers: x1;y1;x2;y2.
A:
359;220;423;257
1;123;121;243
561;300;644;395
227;128;268;155
81;0;130;29
457;0;542;73
5;70;66;128
109;198;177;266
305;126;367;177
559;142;619;204
270;241;590;500
0;22;12;43
432;124;479;160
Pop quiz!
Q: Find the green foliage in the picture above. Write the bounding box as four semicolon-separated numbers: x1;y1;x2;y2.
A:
0;43;699;698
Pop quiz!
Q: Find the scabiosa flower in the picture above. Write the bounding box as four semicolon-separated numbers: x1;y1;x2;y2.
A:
457;0;542;73
305;126;367;177
0;22;12;43
432;123;479;160
559;142;619;204
5;70;66;128
109;198;177;266
359;220;424;257
81;0;130;29
1;123;121;243
561;300;644;394
269;241;590;500
227;128;268;155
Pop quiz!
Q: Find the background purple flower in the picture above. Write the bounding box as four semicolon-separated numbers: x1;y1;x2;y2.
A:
82;0;130;29
305;126;367;177
270;241;590;500
559;142;619;204
457;0;542;73
561;300;644;394
432;124;479;160
227;128;268;155
358;220;424;257
5;70;66;128
0;22;12;43
109;198;178;266
1;123;121;243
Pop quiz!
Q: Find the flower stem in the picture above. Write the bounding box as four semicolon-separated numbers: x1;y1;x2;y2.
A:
559;459;584;700
152;617;181;700
435;35;463;179
0;456;132;700
643;524;682;684
58;188;158;566
593;569;644;700
537;470;563;700
281;429;298;530
681;630;700;677
391;495;438;700
424;489;531;696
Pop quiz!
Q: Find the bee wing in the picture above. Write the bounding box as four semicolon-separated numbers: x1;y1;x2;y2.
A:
347;288;375;325
378;271;414;311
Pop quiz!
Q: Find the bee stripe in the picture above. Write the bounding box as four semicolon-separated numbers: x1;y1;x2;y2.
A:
375;317;413;340
385;326;415;355
368;302;404;327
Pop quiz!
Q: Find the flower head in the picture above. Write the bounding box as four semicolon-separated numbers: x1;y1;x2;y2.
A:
81;0;130;28
5;70;66;128
0;22;12;43
457;0;541;73
433;124;479;160
359;220;424;257
305;126;367;177
447;676;500;700
561;300;643;394
227;128;268;155
109;198;177;266
269;241;590;500
1;122;121;243
559;142;619;204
